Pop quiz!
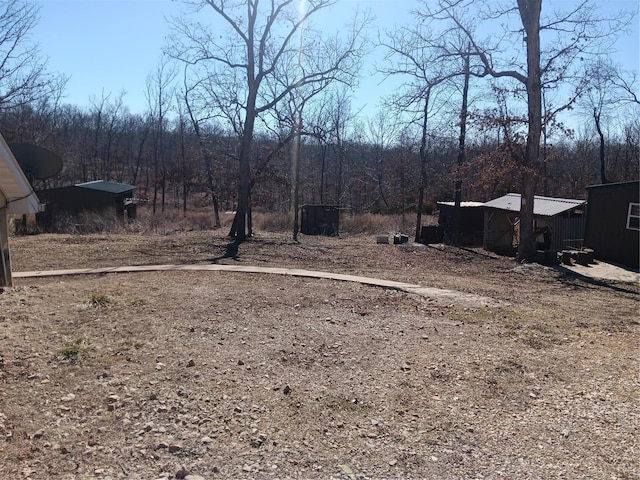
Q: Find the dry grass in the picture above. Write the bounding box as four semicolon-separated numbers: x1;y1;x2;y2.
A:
14;205;432;238
339;212;434;235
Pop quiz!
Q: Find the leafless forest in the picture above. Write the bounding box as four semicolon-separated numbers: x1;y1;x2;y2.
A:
0;0;638;232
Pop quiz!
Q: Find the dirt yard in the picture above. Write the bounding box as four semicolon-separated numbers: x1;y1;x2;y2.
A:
1;230;638;479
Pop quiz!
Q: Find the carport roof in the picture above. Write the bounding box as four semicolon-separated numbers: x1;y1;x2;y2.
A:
484;193;586;217
76;180;136;195
438;201;485;207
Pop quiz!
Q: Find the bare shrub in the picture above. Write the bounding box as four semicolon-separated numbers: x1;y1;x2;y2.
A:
132;206;228;235
340;213;415;235
29;203;438;239
50;211;125;235
183;210;218;231
253;211;292;232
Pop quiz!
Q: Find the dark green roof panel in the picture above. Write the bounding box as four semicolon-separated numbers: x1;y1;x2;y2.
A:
75;180;135;194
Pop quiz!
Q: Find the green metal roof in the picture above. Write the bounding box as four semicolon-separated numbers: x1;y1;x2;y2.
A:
75;180;135;195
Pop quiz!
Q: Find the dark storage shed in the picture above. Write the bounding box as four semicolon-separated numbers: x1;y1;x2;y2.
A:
584;181;639;267
300;205;339;236
437;201;484;246
36;180;137;224
420;225;443;244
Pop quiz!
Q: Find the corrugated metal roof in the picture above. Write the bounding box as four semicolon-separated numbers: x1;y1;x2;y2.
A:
438;201;485;207
483;193;585;217
75;180;136;195
0;134;40;214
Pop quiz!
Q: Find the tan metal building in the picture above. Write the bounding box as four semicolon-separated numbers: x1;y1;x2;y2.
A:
483;193;586;254
0;134;40;286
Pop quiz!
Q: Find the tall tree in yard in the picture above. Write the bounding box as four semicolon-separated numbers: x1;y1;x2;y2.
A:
422;0;631;261
169;0;367;241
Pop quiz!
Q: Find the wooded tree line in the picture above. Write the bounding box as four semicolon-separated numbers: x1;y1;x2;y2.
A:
1;95;636;210
0;0;638;253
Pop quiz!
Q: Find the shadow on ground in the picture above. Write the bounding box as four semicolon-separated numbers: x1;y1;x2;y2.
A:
210;239;242;263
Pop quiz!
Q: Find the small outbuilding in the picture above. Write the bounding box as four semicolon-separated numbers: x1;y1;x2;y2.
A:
437;201;485;246
483;193;586;254
583;181;639;268
300;205;339;236
0;134;41;287
36;180;137;226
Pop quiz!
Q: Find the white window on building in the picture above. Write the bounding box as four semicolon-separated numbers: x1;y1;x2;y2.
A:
627;202;640;231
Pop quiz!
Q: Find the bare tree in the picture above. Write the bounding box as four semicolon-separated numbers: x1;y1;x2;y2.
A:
314;87;357;207
610;68;640;106
169;0;367;240
379;21;461;242
580;59;639;184
145;57;177;214
0;0;66;114
85;91;110;182
261;46;342;240
181;68;223;227
419;0;631;260
451;48;471;245
364;109;399;213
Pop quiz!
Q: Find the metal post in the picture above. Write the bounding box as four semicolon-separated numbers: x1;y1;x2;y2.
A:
0;207;12;287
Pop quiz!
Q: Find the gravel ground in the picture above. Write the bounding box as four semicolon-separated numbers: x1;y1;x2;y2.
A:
1;230;638;479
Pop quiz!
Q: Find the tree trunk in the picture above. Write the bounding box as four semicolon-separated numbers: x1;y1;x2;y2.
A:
152;158;158;215
517;0;542;262
178;112;188;214
212;195;221;228
452;49;470;245
415;90;431;243
594;108;608;184
290;109;302;241
161;172;166;213
229;100;256;240
320;145;326;204
184;91;221;227
229;56;259;240
0;207;12;287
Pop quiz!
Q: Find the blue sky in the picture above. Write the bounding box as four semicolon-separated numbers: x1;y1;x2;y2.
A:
33;0;639;120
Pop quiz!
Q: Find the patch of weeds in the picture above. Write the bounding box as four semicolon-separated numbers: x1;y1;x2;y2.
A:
521;334;553;350
396;299;421;312
182;447;202;457
121;339;145;350
482;377;504;398
602;319;635;333
88;292;111;307
125;298;147;307
494;359;527;374
55;338;93;360
449;307;503;325
528;323;555;335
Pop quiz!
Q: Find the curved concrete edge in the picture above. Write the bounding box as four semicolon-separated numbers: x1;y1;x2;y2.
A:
14;264;501;308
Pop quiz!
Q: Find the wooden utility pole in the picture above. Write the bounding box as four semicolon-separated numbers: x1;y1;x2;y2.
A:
0;208;12;287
